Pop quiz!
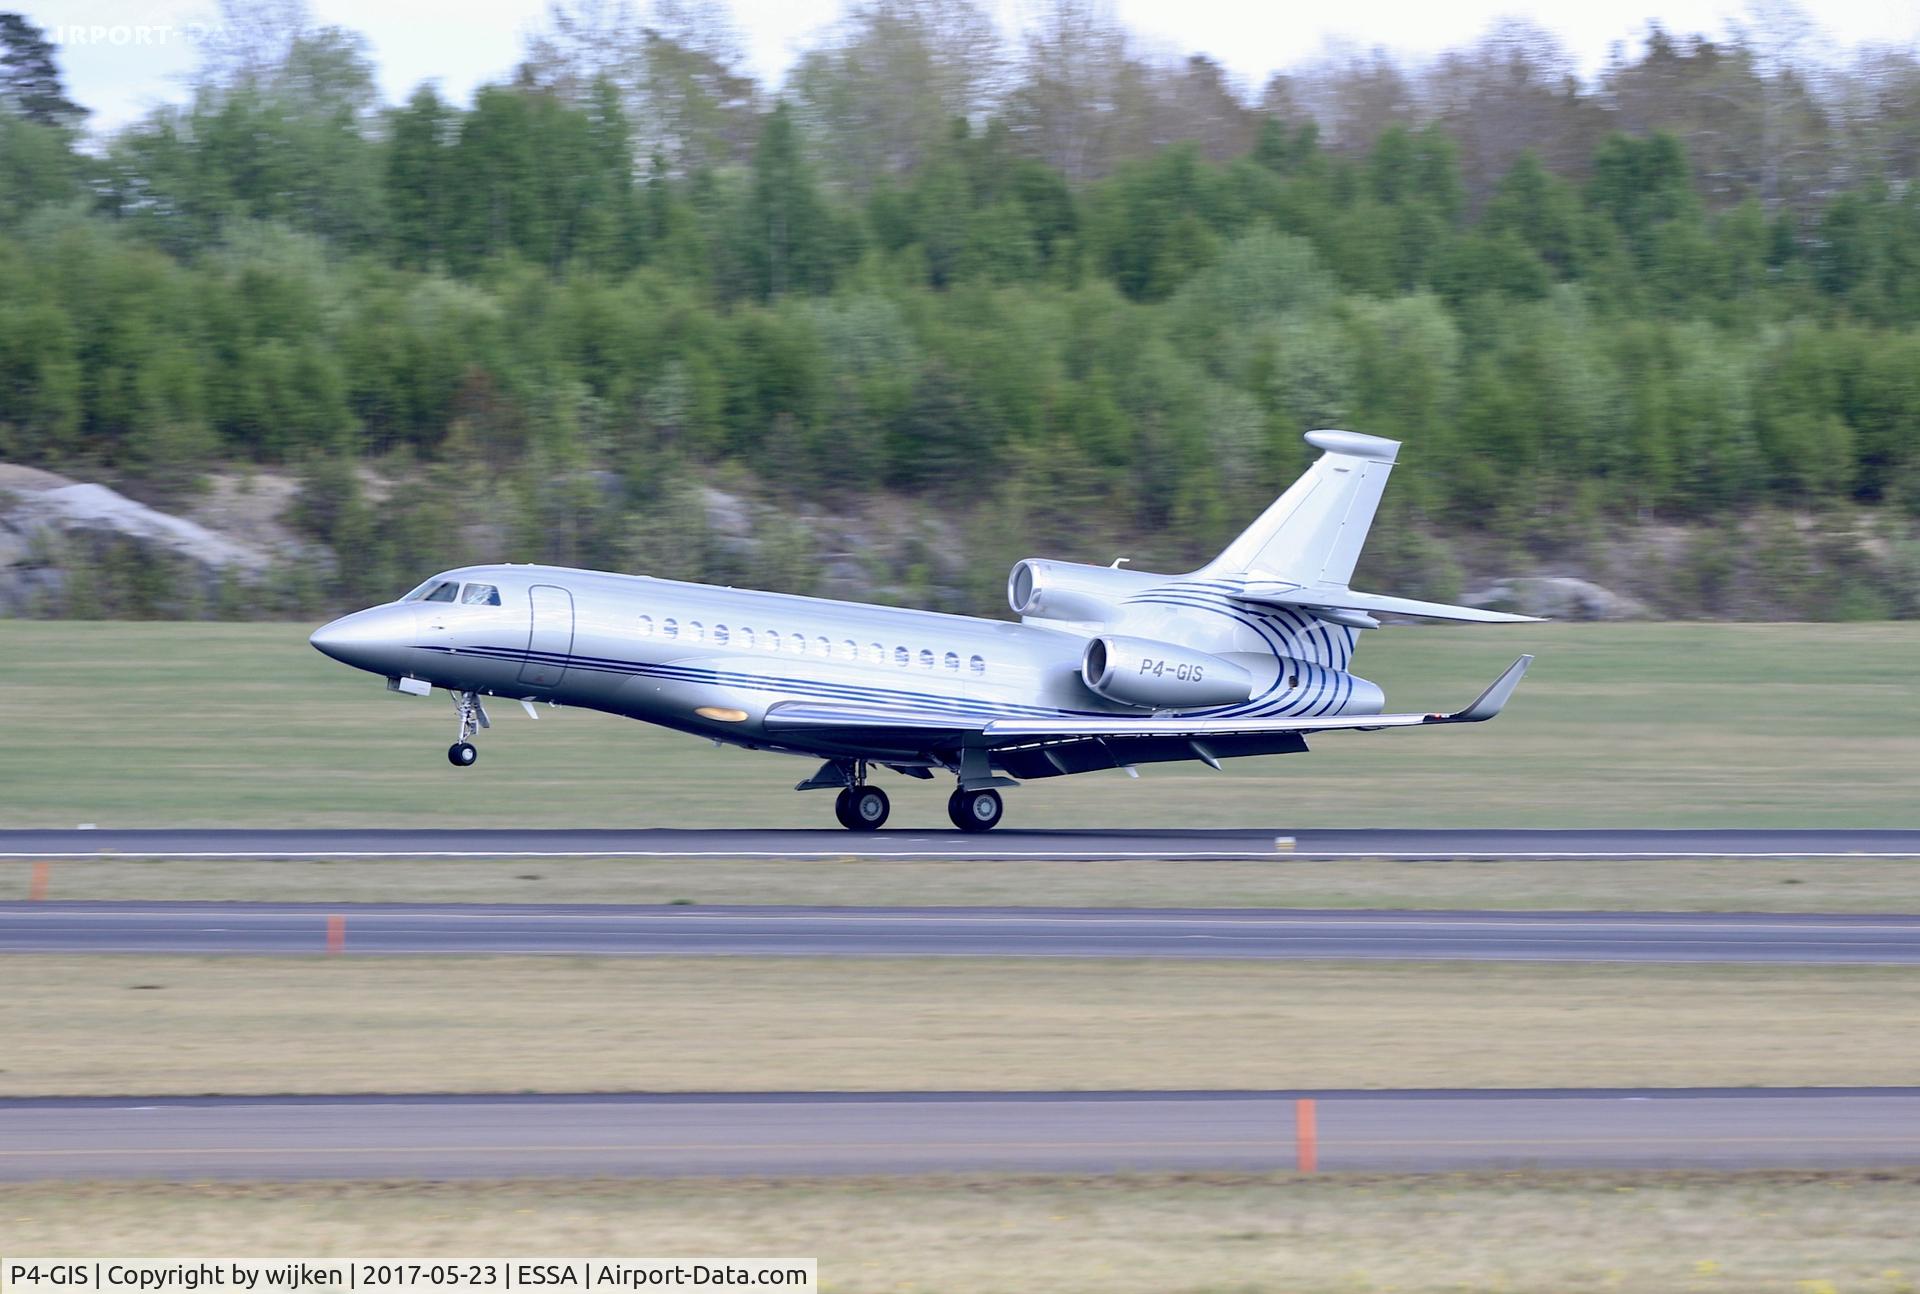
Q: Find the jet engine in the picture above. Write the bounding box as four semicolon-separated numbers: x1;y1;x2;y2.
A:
1081;635;1253;709
1008;559;1155;624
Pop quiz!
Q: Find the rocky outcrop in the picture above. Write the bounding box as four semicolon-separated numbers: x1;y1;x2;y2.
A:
1463;576;1650;621
0;465;279;615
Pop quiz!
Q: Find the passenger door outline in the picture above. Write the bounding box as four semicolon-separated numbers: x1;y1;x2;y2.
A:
518;584;575;687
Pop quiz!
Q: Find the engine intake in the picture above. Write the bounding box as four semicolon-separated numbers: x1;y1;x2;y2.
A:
1009;559;1153;623
1081;635;1253;709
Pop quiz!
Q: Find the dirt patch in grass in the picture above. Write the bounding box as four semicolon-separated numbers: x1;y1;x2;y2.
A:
4;957;1915;1095
8;855;1919;912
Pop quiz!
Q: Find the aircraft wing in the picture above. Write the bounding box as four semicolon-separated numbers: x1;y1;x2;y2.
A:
981;655;1533;739
764;656;1532;744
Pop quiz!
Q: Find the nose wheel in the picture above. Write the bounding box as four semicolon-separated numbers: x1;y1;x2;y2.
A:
948;788;1004;832
835;785;890;831
447;690;489;768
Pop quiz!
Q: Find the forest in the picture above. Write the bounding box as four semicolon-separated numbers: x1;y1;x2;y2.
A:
3;0;1920;617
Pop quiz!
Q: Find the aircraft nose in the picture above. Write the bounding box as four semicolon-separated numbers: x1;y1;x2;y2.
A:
310;607;414;675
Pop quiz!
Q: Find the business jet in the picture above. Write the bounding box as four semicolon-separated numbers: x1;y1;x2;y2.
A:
311;430;1536;831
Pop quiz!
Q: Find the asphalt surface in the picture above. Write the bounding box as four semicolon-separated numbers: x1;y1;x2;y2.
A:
2;1089;1916;1179
5;827;1920;860
6;901;1920;962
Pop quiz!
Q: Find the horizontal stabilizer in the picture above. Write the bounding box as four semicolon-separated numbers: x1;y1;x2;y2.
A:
1236;581;1546;624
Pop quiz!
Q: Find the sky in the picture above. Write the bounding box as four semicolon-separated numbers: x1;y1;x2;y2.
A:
27;0;1920;131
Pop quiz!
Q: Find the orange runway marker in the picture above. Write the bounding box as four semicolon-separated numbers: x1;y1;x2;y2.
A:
27;861;49;902
327;914;345;955
1295;1097;1318;1174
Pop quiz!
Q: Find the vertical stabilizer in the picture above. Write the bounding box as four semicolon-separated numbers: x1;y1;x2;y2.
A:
1201;430;1400;586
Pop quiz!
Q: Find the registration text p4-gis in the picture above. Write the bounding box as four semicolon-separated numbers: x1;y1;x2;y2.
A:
11;1269;91;1287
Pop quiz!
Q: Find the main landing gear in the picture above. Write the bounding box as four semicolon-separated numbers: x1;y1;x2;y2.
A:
798;758;1011;832
947;787;1004;833
447;690;488;768
834;784;891;831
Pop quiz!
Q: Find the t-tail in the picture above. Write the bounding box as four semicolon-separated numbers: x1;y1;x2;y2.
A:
1198;429;1541;627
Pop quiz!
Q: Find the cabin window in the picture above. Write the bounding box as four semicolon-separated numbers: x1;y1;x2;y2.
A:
713;624;730;646
460;583;501;606
739;627;755;649
791;634;806;653
918;649;934;669
637;615;653;636
869;642;884;663
766;630;782;651
894;646;909;666
816;636;832;656
688;621;704;643
842;639;858;660
943;651;960;671
420;581;458;604
663;619;679;640
970;655;985;675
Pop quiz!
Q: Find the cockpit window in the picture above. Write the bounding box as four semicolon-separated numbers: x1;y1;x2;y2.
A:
406;579;458;603
460;583;501;606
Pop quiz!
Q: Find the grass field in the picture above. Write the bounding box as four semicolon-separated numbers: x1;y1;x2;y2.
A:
4;1172;1918;1293
5;956;1915;1094
9;854;1920;910
2;621;1918;830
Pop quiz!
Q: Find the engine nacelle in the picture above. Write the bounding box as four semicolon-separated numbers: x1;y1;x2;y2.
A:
1008;559;1152;624
1081;635;1254;709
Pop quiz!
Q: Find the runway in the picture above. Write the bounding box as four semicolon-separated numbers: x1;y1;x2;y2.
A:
5;827;1920;860
2;1089;1916;1180
6;901;1920;962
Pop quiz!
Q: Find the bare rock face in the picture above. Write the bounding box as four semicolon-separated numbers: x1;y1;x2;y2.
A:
1464;576;1650;621
0;466;277;615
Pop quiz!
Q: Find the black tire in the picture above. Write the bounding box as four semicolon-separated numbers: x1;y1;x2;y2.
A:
843;785;890;831
832;787;857;829
447;741;477;767
948;788;1003;832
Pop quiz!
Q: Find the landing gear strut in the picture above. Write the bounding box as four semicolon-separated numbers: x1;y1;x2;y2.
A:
948;787;1004;832
448;690;488;768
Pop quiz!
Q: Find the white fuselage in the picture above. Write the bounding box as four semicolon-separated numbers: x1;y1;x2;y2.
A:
312;562;1386;766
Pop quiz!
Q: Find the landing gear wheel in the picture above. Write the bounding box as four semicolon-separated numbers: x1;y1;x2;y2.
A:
837;785;890;832
447;741;478;767
948;788;1003;832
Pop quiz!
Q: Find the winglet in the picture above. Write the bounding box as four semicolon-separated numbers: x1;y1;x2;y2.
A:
1440;655;1533;723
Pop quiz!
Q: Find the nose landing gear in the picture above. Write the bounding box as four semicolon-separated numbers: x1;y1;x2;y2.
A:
448;690;489;768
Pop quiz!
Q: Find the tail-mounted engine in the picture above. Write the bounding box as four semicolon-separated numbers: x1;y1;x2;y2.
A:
1008;559;1157;625
1081;635;1253;709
